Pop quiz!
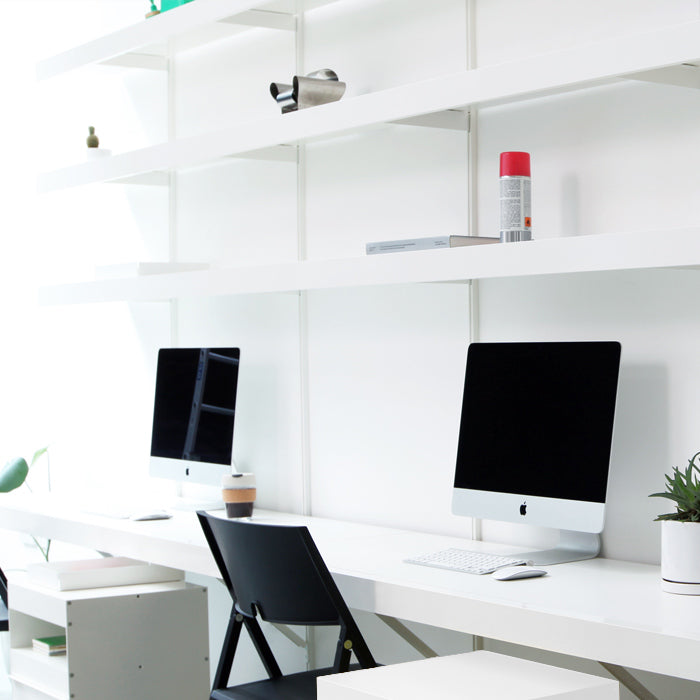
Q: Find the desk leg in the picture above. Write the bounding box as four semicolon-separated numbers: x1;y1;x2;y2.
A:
271;623;307;648
376;615;438;658
599;662;659;700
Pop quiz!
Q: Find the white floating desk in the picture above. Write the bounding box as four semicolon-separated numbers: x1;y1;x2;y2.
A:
0;494;698;684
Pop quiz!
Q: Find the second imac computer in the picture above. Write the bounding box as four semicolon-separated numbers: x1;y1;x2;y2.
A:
452;341;621;565
150;348;240;492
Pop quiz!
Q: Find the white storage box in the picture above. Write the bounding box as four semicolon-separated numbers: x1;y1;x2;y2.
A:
317;651;619;700
9;576;209;700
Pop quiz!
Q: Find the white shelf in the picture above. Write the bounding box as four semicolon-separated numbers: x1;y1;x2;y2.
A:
36;0;302;80
10;649;69;700
38;229;700;305
37;20;700;192
9;576;209;700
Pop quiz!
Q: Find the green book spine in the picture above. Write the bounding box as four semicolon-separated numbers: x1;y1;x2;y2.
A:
33;634;66;648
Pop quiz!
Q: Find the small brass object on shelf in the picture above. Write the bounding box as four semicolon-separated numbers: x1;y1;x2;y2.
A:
270;69;346;114
86;126;99;148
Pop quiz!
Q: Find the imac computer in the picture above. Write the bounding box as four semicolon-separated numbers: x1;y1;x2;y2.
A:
452;341;621;565
149;347;240;489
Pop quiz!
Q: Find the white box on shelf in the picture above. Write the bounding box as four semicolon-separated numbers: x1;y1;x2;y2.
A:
26;557;183;591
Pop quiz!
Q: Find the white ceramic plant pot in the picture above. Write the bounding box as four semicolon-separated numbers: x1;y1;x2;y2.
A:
661;520;700;594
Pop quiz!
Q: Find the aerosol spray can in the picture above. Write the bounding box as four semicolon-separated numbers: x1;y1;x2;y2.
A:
499;151;532;242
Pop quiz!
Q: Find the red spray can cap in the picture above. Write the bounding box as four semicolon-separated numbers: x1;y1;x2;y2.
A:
500;151;531;177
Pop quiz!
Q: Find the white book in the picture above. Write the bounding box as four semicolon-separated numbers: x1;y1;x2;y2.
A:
27;557;183;591
366;235;499;255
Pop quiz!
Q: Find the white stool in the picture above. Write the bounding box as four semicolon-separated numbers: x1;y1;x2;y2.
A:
317;651;619;700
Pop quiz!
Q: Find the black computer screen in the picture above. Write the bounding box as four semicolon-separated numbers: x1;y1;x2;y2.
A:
150;348;240;464
454;342;621;503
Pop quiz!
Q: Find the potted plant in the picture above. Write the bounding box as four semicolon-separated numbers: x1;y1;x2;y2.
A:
649;450;700;594
0;448;52;560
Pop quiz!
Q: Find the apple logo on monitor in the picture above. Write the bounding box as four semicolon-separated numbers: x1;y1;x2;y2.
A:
520;502;527;516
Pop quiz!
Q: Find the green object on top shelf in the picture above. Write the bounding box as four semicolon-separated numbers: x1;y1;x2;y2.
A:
161;0;195;11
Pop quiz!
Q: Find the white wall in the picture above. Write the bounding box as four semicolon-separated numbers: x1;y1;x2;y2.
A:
0;1;169;501
2;0;700;696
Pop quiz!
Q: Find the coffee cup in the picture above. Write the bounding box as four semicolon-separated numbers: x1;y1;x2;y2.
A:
221;473;256;518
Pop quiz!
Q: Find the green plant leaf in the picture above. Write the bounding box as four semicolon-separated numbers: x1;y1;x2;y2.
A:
29;447;48;468
650;451;700;522
649;492;682;502
0;458;29;492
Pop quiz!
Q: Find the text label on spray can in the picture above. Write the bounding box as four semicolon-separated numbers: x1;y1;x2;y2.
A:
499;151;531;243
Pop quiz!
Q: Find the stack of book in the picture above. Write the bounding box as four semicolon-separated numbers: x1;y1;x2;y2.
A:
32;634;66;656
365;235;499;255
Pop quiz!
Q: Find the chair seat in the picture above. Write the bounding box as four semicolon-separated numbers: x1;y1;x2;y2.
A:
211;665;363;700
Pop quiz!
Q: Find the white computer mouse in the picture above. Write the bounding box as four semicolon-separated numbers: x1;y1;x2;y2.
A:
492;566;547;581
129;510;172;521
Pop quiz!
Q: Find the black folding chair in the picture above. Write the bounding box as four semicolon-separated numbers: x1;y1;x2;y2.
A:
0;566;8;632
197;512;377;700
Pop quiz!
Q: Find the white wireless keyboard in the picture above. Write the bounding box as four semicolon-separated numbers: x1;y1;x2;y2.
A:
406;548;527;575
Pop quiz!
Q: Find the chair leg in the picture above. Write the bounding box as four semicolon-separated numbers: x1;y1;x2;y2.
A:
213;613;244;690
349;634;377;669
243;616;283;679
342;621;377;669
333;636;352;672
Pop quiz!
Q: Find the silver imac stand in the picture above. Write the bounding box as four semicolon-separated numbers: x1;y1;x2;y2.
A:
514;530;601;566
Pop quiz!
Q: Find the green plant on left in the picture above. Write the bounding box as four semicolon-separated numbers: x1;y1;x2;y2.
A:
649;450;700;522
0;447;51;559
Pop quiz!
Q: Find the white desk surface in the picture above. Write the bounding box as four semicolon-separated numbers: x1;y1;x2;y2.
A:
1;493;698;683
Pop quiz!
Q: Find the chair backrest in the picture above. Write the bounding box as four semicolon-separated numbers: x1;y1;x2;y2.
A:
198;513;349;626
197;511;376;685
